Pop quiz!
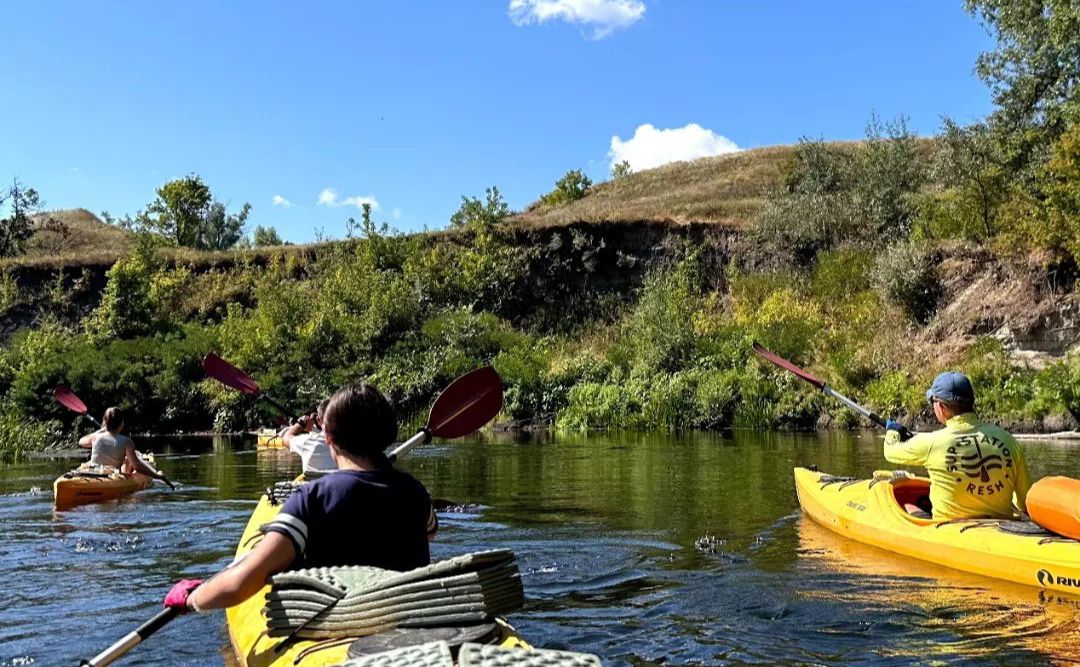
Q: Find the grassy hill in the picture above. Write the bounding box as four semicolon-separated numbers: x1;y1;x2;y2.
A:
4;145;800;273
513;145;795;228
7;208;133;269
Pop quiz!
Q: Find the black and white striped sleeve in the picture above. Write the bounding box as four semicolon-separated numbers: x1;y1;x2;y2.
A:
266;494;311;556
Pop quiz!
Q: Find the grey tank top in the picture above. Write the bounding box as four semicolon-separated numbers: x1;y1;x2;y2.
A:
90;432;133;468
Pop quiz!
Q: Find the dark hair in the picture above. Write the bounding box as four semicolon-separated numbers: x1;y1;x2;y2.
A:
316;399;330;421
941;399;975;414
323;384;397;457
103;407;124;431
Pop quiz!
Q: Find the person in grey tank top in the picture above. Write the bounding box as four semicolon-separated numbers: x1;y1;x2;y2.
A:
79;407;168;482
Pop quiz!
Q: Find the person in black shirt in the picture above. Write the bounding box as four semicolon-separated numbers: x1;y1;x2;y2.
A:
164;384;437;613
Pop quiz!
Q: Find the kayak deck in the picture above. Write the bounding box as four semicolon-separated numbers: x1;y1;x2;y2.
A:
226;481;529;666
794;467;1080;595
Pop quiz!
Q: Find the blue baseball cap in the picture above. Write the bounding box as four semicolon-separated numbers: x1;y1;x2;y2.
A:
926;372;975;404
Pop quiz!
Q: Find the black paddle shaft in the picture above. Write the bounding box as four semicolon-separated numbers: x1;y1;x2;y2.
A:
80;607;180;666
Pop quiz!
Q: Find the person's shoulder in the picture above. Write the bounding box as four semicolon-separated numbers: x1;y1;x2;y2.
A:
395;468;431;498
977;419;1018;443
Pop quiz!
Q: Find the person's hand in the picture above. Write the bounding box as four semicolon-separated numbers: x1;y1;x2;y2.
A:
164;579;203;612
885;419;913;441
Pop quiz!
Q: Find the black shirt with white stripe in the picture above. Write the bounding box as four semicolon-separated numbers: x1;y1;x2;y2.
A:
266;467;435;571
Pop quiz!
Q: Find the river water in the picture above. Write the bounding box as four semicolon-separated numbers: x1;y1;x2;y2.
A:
2;431;1079;666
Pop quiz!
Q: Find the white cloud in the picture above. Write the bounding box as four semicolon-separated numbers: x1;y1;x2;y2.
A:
317;188;379;211
272;194;293;208
609;123;740;171
509;0;645;40
391;207;403;220
318;188;338;206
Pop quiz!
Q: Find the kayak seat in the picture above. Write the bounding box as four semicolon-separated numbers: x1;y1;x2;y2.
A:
891;479;933;519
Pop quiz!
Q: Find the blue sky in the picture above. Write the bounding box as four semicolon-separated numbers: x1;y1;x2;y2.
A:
1;1;995;242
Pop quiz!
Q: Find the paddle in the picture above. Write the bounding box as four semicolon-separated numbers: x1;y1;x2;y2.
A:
79;608;179;667
751;342;914;439
80;366;504;665
201;352;292;417
388;365;503;461
55;384;101;427
54;384;176;490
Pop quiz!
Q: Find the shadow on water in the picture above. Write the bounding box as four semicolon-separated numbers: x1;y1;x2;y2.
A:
1;430;1078;665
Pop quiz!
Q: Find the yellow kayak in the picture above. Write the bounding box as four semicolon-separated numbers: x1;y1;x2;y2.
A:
256;430;286;449
53;453;156;510
226;481;530;666
794;467;1080;596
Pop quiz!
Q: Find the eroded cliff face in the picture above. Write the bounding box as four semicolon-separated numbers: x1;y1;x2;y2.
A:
2;220;1077;372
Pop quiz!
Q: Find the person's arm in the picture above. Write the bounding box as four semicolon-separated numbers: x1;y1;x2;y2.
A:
883;430;934;466
125;446;169;482
426;502;439;543
283;416;314;452
186;533;296;611
1011;440;1032;514
79;429;105;448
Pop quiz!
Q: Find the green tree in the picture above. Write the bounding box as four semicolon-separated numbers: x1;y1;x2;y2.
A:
916;119;1008;240
252;225;284;246
450;187;510;230
134;174;251;250
540;170;593;207
0;179;42;257
852;114;926;240
966;0;1080;178
611;160;633;180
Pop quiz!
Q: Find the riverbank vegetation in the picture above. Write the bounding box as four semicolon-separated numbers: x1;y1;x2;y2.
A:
2;0;1080;460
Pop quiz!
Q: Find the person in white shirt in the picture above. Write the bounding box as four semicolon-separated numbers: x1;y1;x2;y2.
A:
283;399;337;472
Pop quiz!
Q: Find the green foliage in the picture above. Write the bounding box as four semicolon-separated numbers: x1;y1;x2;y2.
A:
450;187;509;229
83;243;165;340
540;170;593;207
0;271;19;316
615;256;702;373
916;119;1008;241
870;242;939;323
852;114;926;239
966;0;1080;179
864;370;926;420
132;174;251;250
0;179;45;257
611;161;633;180
810;247;874;300
0;405;59;462
252;225;284;246
756;139;860;262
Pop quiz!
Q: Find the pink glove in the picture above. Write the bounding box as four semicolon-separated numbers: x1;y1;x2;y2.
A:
164;579;203;612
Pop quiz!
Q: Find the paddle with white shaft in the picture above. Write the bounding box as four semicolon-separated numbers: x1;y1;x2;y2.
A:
751;342;914;439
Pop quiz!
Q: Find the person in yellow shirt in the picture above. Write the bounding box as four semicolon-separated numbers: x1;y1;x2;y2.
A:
883;372;1031;520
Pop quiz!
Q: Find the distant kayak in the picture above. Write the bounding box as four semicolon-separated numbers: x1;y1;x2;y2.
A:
794;467;1080;595
53;453;157;510
255;429;286;449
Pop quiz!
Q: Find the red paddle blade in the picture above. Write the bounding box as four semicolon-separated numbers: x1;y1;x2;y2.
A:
426;366;503;438
751;342;825;390
201;353;261;395
54;384;89;415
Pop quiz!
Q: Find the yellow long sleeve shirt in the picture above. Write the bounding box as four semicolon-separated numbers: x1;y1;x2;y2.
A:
883;413;1031;520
